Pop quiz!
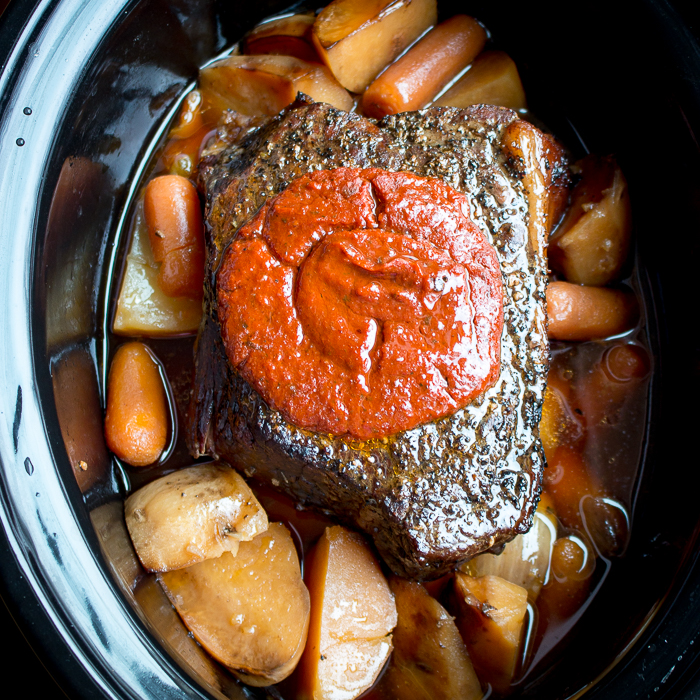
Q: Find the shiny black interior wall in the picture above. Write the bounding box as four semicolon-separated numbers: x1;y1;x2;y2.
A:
27;0;700;697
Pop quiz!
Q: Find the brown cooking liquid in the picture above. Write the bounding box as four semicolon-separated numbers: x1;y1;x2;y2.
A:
114;78;652;697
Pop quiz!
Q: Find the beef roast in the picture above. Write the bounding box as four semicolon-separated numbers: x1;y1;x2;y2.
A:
188;96;569;579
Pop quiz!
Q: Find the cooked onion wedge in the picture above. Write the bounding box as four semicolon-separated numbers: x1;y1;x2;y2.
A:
198;54;353;121
300;526;397;700
435;50;526;111
159;522;310;686
125;464;268;572
374;578;483;700
312;0;437;93
466;493;558;600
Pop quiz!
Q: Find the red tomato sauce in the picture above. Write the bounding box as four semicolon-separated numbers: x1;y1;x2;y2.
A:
217;167;504;439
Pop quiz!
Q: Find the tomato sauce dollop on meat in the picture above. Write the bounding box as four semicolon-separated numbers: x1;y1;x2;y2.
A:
217;168;504;439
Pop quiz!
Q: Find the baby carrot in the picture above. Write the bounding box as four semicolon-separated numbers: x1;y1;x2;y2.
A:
104;342;168;467
546;281;638;341
361;15;487;119
144;174;205;299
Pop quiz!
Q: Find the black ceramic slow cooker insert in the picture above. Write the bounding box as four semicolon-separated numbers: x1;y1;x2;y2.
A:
2;0;700;697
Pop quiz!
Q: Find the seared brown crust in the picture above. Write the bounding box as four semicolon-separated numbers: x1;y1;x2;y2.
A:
188;97;567;579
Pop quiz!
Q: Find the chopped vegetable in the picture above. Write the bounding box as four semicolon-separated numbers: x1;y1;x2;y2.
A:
104;341;168;467
124;464;268;572
362;14;486;118
537;535;595;620
242;13;320;63
312;0;437;93
467;493;558;600
169;90;205;140
159;522;310;686
300;525;397;700
546;280;638;341
450;573;528;694
543;444;602;531
198;54;353;121
370;577;483;700
144;174;205;299
539;383;584;458
113;205;203;335
435;50;526;111
549;155;631;286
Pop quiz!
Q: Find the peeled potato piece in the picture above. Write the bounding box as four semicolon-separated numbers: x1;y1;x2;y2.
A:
243;14;320;63
125;464;268;572
450;573;528;695
374;578;483;700
159;523;310;686
435;50;526;111
312;0;437;93
198;54;353;122
549;155;631;286
300;525;397;700
113;205;203;336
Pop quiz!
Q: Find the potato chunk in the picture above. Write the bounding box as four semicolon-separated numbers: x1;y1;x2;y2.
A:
300;525;397;700
450;573;528;694
159;522;310;686
199;54;352;122
435;50;526;111
549;155;631;286
125;464;268;572
113;204;203;336
373;578;483;700
312;0;437;93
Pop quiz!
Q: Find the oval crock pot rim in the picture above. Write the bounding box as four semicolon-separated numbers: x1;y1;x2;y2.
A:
1;0;700;699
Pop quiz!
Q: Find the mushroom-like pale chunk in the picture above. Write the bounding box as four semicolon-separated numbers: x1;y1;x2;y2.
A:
300;525;397;700
125;463;268;572
158;522;310;686
312;0;437;93
373;577;483;700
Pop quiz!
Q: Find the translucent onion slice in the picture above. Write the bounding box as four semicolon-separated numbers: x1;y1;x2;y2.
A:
466;494;557;600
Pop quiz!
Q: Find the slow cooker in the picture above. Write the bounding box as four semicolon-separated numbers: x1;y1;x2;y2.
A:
2;0;700;697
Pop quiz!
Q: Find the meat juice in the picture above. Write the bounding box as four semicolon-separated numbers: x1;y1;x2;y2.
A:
102;4;653;697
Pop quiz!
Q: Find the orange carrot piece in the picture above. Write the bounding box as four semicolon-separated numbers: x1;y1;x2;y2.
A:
361;15;487;118
537;536;594;621
243;14;320;63
602;342;650;383
543;445;602;531
143;175;205;299
546;280;638;341
104;342;168;467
